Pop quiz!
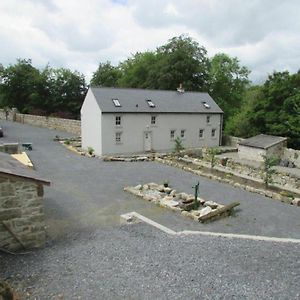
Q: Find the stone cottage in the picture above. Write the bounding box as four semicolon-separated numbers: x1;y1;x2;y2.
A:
0;152;50;251
238;134;287;162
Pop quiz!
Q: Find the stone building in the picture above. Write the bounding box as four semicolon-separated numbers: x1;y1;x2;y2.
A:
0;152;50;251
238;134;287;162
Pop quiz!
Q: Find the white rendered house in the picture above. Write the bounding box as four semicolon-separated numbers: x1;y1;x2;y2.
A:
81;87;223;156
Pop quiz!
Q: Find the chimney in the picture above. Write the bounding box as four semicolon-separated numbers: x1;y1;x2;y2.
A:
177;83;184;93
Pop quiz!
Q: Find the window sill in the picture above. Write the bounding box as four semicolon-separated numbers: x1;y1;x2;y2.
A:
116;142;123;145
115;126;123;129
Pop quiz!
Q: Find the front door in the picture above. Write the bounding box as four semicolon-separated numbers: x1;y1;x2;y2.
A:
144;131;152;151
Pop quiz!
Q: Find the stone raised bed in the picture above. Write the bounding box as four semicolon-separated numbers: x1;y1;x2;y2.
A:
124;183;240;223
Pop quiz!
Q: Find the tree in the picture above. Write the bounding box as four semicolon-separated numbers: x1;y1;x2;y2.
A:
90;61;121;87
0;59;41;112
118;52;159;88
209;53;250;121
226;70;300;149
0;60;87;118
225;85;262;137
50;68;87;117
155;35;210;91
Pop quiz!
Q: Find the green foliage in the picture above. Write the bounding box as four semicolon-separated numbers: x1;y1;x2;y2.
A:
0;59;87;118
87;146;94;155
163;180;169;187
226;71;300;149
262;155;279;188
155;35;210;91
90;61;121;87
94;34;211;92
173;137;185;153
207;147;218;169
209;53;250;122
225;85;262;137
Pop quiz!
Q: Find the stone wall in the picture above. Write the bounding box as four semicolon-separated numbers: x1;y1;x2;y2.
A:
0;109;81;136
222;135;244;147
0;175;45;251
283;148;300;168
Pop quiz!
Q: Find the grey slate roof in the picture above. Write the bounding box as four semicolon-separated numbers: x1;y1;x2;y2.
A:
238;134;287;149
0;152;50;185
90;87;223;114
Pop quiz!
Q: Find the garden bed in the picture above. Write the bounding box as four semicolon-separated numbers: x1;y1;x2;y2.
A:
124;182;240;223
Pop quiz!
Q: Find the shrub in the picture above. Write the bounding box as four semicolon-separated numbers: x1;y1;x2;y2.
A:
262;155;279;188
173;137;185;153
87;146;94;155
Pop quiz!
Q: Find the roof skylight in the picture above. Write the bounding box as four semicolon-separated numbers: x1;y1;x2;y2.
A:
146;99;156;108
202;101;210;109
112;99;121;107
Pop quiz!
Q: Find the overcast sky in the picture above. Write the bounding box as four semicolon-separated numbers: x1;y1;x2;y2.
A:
1;0;300;83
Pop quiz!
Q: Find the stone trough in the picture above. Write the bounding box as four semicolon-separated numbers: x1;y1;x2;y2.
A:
124;183;240;223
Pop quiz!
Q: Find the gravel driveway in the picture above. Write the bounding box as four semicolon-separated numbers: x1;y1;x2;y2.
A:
0;121;300;299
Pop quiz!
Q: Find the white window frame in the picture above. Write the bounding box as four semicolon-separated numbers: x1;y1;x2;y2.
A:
170;129;176;140
211;128;216;138
115;132;122;144
180;129;186;139
151;115;156;125
199;129;204;139
206;115;211;124
115;116;121;126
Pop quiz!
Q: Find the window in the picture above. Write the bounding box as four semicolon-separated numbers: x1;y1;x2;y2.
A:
199;129;204;138
115;116;121;126
115;132;122;143
206;115;211;124
202;101;210;109
151;116;156;125
181;130;185;138
211;128;216;137
170;130;175;140
112;99;121;107
146;99;156;108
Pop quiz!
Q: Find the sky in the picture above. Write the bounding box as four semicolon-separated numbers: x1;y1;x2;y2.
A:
1;0;300;83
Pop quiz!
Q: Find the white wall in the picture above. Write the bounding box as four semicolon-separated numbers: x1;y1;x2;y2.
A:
101;113;222;155
238;142;287;162
81;89;102;156
266;142;286;158
238;145;266;161
283;148;300;168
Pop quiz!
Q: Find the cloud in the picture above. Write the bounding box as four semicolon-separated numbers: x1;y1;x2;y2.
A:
0;0;300;83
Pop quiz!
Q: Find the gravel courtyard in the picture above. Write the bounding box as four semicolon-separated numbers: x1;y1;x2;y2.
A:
0;121;300;299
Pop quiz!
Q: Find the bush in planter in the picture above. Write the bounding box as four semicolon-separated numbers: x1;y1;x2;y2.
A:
87;146;94;155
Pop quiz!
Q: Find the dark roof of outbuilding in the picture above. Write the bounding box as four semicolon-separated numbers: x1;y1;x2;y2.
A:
90;87;223;114
0;152;50;185
238;134;287;149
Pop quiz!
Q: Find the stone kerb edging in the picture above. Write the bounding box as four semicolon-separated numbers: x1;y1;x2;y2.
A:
155;157;300;207
124;183;240;223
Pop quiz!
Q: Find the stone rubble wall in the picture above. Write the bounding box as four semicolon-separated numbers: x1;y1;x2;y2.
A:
224;158;300;191
0;109;81;136
222;135;244;147
283;148;300;168
156;157;300;204
0;176;45;251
